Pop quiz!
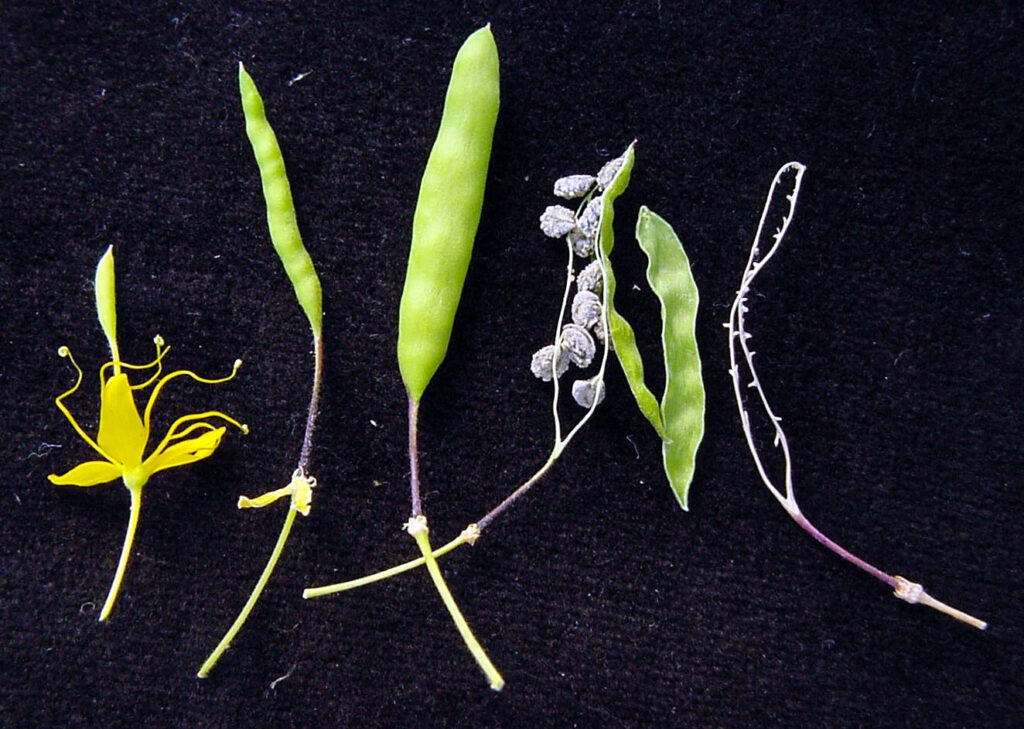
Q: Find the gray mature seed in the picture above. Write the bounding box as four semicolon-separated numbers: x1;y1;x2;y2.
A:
530;344;569;381
576;260;603;293
539;205;578;238
560;323;596;368
571;377;606;408
568;228;595;257
596;154;625;190
553;174;597;199
572;290;602;329
577;198;602;239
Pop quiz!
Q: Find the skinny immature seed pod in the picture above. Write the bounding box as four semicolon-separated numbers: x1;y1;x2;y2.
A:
94;245;120;371
239;63;323;338
397;26;500;403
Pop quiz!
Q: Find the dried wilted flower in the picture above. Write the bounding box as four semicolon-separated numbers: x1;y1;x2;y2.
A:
592;317;609;348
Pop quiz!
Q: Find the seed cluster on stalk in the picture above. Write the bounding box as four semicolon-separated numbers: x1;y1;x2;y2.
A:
530;153;625;408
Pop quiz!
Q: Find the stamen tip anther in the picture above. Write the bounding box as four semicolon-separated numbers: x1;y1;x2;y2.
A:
154;334;165;346
233;359;243;370
58;346;69;357
241;424;250;435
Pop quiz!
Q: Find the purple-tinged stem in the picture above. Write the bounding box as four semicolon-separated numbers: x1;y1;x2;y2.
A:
298;334;324;471
408;396;422;518
791;511;897;588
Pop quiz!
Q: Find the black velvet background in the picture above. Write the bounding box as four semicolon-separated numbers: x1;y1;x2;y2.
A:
2;2;1021;727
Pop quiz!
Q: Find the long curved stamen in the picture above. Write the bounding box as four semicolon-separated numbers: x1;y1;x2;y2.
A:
142;360;243;435
162;421;217;442
54;347;119;464
99;336;170;390
149;410;248;456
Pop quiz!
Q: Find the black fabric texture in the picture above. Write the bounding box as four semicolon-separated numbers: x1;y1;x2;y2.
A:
2;2;1021;727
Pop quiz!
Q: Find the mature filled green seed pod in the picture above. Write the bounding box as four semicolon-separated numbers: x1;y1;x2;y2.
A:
398;26;500;402
238;63;323;338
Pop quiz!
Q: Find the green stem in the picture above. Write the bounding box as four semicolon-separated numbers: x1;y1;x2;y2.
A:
411;520;504;691
100;482;142;621
303;531;470;598
198;505;297;678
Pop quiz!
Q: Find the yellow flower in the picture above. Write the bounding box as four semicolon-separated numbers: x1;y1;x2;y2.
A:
49;337;246;490
49;336;246;620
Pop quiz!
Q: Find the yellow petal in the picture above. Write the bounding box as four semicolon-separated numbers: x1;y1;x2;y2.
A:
291;474;314;516
48;460;123;487
97;373;148;467
145;426;225;475
237;485;292;510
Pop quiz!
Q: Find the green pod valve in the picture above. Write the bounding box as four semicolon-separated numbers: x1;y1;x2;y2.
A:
397;26;500;402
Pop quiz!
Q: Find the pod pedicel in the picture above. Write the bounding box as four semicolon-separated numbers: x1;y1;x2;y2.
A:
397;25;500;402
238;63;323;337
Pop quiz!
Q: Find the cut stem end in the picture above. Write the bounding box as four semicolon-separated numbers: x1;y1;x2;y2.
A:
410;517;504;691
893;576;988;630
100;482;143;622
